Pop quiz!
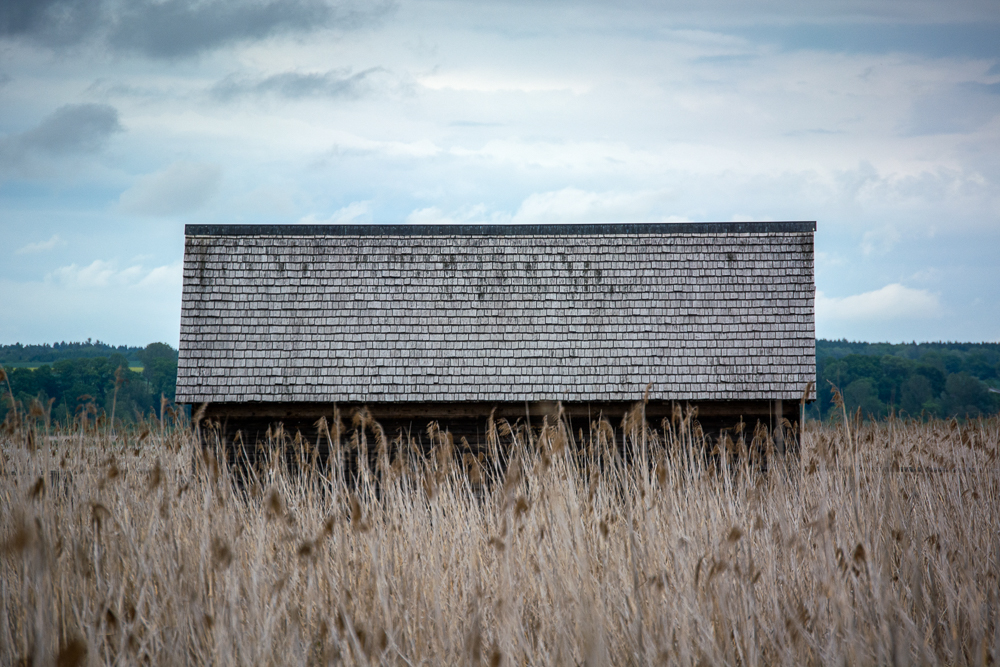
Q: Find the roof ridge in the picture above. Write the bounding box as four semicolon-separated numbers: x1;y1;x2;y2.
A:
185;221;816;237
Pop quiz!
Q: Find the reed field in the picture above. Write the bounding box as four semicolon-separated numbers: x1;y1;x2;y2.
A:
2;395;999;666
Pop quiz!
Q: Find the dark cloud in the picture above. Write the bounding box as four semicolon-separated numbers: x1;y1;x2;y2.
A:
20;104;122;154
107;0;383;59
0;104;123;167
211;68;388;100
0;0;392;58
0;0;102;47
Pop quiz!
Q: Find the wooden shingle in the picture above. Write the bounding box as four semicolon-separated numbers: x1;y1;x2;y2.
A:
176;222;816;404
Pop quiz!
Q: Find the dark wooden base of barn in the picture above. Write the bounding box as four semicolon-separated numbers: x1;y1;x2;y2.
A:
193;399;804;456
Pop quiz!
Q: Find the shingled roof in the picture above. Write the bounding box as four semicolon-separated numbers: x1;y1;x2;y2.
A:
176;222;816;405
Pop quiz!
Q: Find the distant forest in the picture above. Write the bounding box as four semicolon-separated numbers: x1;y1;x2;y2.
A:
0;339;146;365
810;339;999;421
1;341;177;425
2;339;999;425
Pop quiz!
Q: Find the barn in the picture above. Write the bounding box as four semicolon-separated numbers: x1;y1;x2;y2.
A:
175;222;816;451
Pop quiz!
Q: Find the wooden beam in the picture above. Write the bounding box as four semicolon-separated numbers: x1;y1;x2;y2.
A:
202;399;780;422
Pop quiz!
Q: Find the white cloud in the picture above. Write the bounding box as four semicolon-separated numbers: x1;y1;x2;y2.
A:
16;234;64;254
816;284;941;322
51;260;121;288
49;260;180;290
814;251;847;275
405;203;507;226
860;225;901;255
0;258;184;345
0;263;183;345
137;262;183;289
908;267;943;285
299;201;373;225
512;187;667;223
419;71;590;94
118;162;222;216
730;213;774;222
325;136;442;160
406;206;451;225
450;139;654;173
401;189;701;228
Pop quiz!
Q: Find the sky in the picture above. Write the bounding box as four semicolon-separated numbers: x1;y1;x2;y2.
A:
1;0;998;348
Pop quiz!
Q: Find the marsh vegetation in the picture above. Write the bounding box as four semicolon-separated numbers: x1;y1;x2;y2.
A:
2;399;998;665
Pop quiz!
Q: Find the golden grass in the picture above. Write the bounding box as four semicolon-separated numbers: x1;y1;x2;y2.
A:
1;406;998;666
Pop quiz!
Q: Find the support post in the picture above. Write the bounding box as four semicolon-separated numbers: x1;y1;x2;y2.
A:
773;399;785;456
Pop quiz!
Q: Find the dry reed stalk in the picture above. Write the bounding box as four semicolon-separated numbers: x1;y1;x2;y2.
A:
1;410;998;665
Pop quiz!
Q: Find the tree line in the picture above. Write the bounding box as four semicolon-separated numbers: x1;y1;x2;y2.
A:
0;339;145;364
808;340;1000;421
3;338;999;426
1;343;177;425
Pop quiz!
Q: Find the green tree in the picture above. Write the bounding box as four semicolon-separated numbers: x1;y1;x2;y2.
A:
844;378;884;418
914;364;946;397
137;342;178;365
965;351;999;380
900;374;933;417
941;373;997;417
879;355;913;409
137;343;178;404
1;356;158;425
144;358;177;402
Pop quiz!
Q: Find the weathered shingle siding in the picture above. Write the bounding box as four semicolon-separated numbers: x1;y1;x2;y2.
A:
176;226;816;404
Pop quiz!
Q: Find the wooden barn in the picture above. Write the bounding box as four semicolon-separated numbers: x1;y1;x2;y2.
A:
175;222;816;451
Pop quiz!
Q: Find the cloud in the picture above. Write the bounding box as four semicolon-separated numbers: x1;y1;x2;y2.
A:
118;162;222;216
405;206;445;224
404;204;502;226
0;0;392;58
0;0;102;48
511;187;667;223
0;260;184;345
212;68;389;101
0;104;122;167
49;259;181;290
860;225;901;255
50;260;132;288
21;104;122;154
816;284;941;322
322;136;442;160
419;70;590;94
449;120;503;128
903;82;1000;136
815;251;846;270
110;0;337;58
832;162;993;218
137;261;184;288
299;200;373;224
401;190;696;227
16;234;65;254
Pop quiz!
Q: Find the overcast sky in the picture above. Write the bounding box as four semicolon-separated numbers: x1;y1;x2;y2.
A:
1;0;998;348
